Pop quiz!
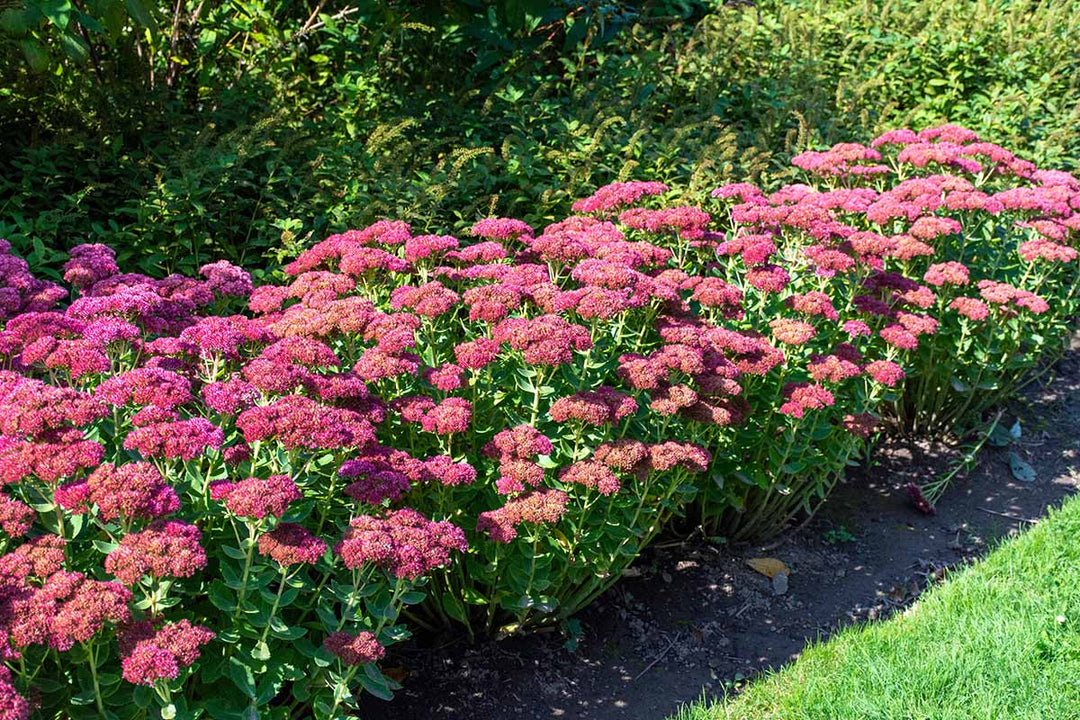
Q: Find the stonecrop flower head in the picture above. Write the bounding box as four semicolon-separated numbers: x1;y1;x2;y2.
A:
323;631;385;666
923;261;971;287
808;347;862;384
786;291;839;321
484;425;554;460
572;181;669;214
470;217;534;241
105;520;207;585
0;495;34;537
95;367;193;410
0;665;29;719
389;281;460;317
864;360;906;387
649;383;699;416
769;318;818;346
647;442;711;473
792;142;885;177
559;460;620;496
0;535;66;583
83;462;180;523
454;337;500;369
335;509;467;579
424;363;465;392
418;397;472;435
178;315;273;360
548;387;638;426
0;375;106;438
352;347;422;382
202;376;260;415
340;464;411;505
949;296;990;321
691;277;744;317
417;455;476;487
404;234;459;264
199;260;253;299
1;430;105;486
236;394;377;450
779;383;836;419
124;418;223;461
445;240;509;264
118;619;215;686
10;571;132;652
492;314;593;367
476;489;569;543
462;284;523;323
64;243;118;289
210;474;301;520
1018;237;1077;263
258;523;328;566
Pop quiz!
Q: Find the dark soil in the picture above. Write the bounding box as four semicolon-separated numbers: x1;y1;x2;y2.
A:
360;340;1080;720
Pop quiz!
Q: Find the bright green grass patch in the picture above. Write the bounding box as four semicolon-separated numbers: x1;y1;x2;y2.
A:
674;494;1080;720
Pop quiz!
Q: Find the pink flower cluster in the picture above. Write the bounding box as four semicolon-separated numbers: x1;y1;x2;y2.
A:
548;387;637;426
105;520;207;585
476;488;569;543
484;425;554;494
119;618;215;685
2;569;131;653
323;630;385;666
492;315;593;367
61;462;180;522
335;509;467;579
258;523;328;566
571;181;669;214
236;394;378;450
124;418;224;461
210;474;301;519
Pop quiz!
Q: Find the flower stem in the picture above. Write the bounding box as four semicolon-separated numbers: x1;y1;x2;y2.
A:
233;522;259;617
85;641;106;717
258;566;292;647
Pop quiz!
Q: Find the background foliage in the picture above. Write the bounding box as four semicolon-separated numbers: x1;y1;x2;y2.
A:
1;0;1078;277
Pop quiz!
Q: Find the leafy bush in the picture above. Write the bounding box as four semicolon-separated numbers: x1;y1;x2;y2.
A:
7;0;1075;282
1;119;1079;714
0;0;729;278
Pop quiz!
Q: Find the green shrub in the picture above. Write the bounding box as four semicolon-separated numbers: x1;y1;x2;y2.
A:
1;0;1076;281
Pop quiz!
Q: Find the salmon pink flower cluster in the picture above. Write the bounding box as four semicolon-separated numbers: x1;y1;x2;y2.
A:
0;124;1076;717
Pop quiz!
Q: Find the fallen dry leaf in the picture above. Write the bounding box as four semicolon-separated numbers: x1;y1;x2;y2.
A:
746;557;790;579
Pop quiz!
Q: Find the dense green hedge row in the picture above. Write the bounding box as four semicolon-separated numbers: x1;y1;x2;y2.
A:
2;0;1078;279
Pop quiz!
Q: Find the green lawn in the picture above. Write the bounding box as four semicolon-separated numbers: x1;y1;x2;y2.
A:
674;493;1080;720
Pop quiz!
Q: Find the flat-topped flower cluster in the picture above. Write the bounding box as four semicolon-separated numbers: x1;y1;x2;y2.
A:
0;124;1077;716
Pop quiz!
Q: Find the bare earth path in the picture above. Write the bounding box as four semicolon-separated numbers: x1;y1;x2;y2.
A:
361;341;1080;720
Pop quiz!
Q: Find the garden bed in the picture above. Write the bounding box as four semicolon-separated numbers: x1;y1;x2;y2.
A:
363;337;1080;720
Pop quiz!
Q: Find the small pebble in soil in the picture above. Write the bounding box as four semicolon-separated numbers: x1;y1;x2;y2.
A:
772;572;789;596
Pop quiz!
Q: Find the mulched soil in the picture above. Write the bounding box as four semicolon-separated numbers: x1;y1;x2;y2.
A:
361;340;1080;720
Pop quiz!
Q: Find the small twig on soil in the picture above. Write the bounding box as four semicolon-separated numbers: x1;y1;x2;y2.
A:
633;633;681;681
652;539;689;550
977;507;1039;524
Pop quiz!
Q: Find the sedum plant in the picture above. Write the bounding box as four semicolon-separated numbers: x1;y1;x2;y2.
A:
0;123;1077;717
